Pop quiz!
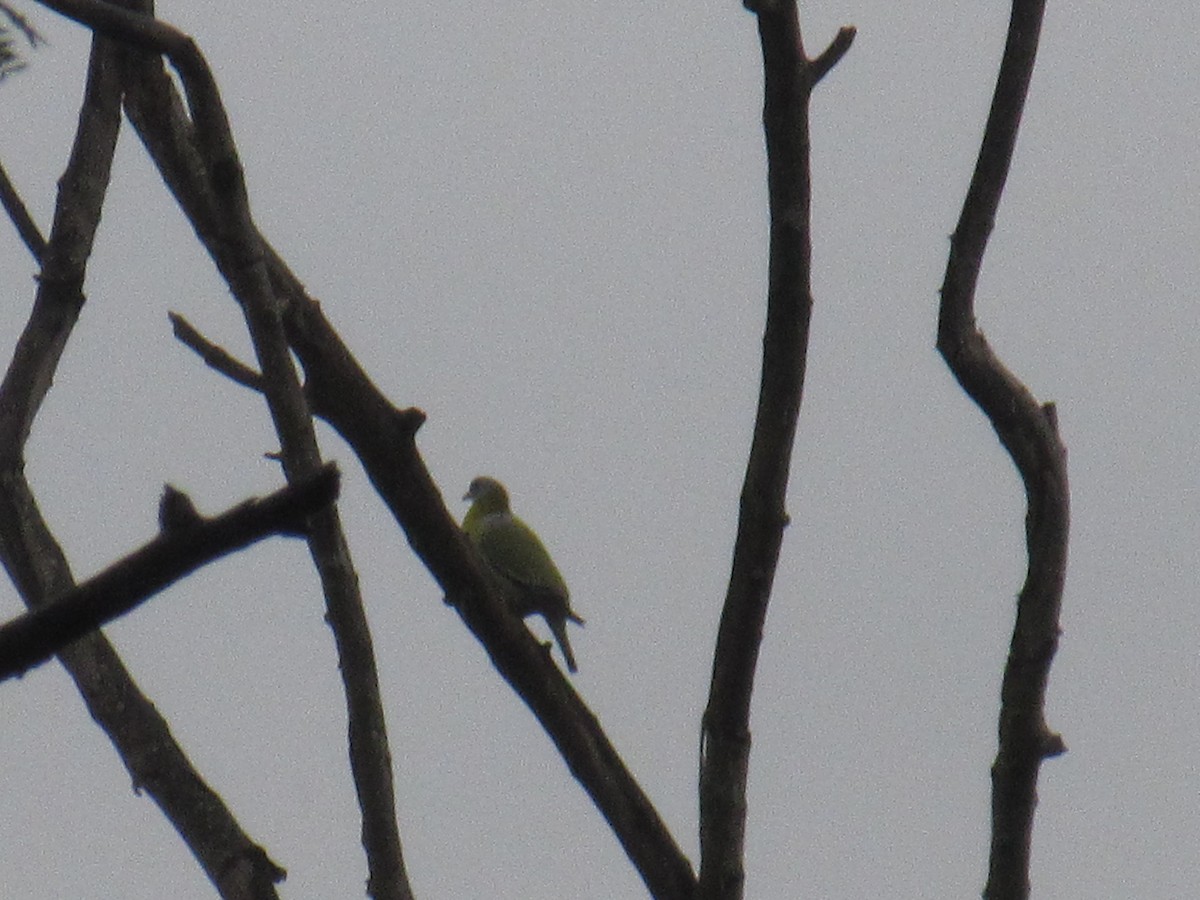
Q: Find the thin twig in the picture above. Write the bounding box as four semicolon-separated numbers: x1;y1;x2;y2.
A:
0;159;47;261
170;311;263;390
810;25;856;85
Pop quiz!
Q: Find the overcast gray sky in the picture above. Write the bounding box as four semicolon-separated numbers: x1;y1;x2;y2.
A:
2;1;1198;897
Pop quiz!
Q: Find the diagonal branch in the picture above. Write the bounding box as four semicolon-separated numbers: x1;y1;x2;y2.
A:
0;466;339;681
105;4;698;895
170;311;263;390
175;266;701;900
0;159;47;261
935;3;1068;899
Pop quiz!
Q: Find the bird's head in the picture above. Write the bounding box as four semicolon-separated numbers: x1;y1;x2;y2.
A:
463;476;511;515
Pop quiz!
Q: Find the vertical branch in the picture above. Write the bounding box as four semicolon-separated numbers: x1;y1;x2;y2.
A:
935;3;1068;899
698;4;852;899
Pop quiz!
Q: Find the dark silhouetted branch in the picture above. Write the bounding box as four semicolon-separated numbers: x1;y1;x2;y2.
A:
697;6;852;900
111;3;698;894
935;3;1068;899
0;21;287;898
0;465;338;680
0;159;46;261
811;25;856;85
39;2;404;895
170;311;263;391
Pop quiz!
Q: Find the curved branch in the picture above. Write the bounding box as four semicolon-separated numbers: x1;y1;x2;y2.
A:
935;3;1068;900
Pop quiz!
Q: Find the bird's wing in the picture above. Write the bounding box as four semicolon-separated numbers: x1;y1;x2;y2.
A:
476;514;569;599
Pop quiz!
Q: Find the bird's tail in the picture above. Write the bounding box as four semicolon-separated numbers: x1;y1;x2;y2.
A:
547;615;578;673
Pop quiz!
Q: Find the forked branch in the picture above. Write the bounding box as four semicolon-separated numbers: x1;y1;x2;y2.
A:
698;5;853;899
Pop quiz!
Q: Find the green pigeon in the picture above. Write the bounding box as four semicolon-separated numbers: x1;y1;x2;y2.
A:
462;476;584;672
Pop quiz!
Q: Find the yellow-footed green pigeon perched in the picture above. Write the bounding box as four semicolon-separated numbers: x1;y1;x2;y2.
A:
462;476;584;672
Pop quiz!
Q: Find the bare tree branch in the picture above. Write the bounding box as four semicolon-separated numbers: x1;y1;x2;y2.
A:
0;465;339;680
935;2;1068;899
106;12;701;893
170;252;700;898
810;24;856;85
697;6;851;899
280;284;701;900
28;1;412;894
0;19;286;899
170;310;264;390
0;37;118;453
0;159;47;261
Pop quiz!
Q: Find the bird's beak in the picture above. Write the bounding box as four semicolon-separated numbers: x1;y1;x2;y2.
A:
462;490;472;502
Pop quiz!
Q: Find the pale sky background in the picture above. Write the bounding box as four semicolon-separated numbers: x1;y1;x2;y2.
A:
2;1;1198;897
